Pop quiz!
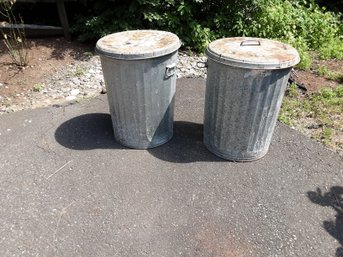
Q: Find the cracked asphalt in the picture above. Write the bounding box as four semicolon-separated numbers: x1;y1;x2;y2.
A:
0;78;342;257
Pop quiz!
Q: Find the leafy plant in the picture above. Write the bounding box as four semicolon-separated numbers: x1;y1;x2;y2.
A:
0;0;28;66
33;83;43;92
233;0;343;68
285;83;300;98
71;0;343;67
319;38;343;60
74;65;85;77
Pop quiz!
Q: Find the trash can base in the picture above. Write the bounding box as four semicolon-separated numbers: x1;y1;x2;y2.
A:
115;133;173;150
204;143;269;162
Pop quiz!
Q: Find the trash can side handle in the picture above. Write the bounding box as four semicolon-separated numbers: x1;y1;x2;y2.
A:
240;40;261;46
165;63;177;78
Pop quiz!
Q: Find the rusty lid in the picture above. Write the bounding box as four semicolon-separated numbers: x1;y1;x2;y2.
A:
96;30;181;60
206;37;300;69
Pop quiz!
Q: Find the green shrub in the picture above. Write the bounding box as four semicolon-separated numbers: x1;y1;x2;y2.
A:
233;0;343;68
70;2;143;42
319;38;343;59
71;0;343;65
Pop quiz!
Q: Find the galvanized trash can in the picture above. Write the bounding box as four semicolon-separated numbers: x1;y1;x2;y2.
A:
204;37;300;161
96;30;181;149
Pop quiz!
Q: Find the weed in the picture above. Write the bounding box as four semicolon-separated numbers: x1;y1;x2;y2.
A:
33;83;43;92
322;126;333;142
0;1;28;66
187;48;194;57
295;49;313;70
74;66;85;77
83;51;93;57
285;83;299;98
317;66;343;82
81;51;93;61
280;85;343;150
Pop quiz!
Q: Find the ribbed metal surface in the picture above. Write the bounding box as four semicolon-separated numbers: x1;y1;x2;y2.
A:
204;58;292;161
100;52;177;149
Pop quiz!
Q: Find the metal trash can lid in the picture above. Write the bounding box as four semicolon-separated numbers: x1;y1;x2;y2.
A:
96;30;181;60
206;37;300;69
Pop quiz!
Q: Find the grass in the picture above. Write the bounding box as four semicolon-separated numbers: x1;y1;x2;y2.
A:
317;66;343;82
279;84;343;151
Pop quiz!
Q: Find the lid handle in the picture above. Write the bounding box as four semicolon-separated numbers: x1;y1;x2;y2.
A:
240;40;261;46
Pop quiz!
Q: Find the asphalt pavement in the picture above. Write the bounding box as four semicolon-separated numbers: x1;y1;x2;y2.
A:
0;78;342;257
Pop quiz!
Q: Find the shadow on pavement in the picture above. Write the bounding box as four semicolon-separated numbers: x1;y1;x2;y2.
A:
55;113;124;150
148;121;224;163
55;115;222;162
308;186;343;257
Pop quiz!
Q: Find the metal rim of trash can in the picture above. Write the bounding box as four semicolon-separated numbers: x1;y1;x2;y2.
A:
96;30;182;60
206;37;300;69
205;141;270;162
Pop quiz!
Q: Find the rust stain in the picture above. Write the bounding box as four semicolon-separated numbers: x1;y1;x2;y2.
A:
157;35;176;48
209;37;298;65
193;222;255;257
130;31;152;40
271;53;293;63
97;30;179;55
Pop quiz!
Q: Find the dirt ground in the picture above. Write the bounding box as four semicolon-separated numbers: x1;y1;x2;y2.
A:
295;58;343;92
1;38;342;98
0;38;93;101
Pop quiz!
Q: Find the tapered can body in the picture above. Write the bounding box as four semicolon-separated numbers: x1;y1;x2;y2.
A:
204;37;300;161
99;53;177;149
96;30;181;149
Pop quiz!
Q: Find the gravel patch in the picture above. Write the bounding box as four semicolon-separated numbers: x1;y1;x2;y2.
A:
0;52;207;114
